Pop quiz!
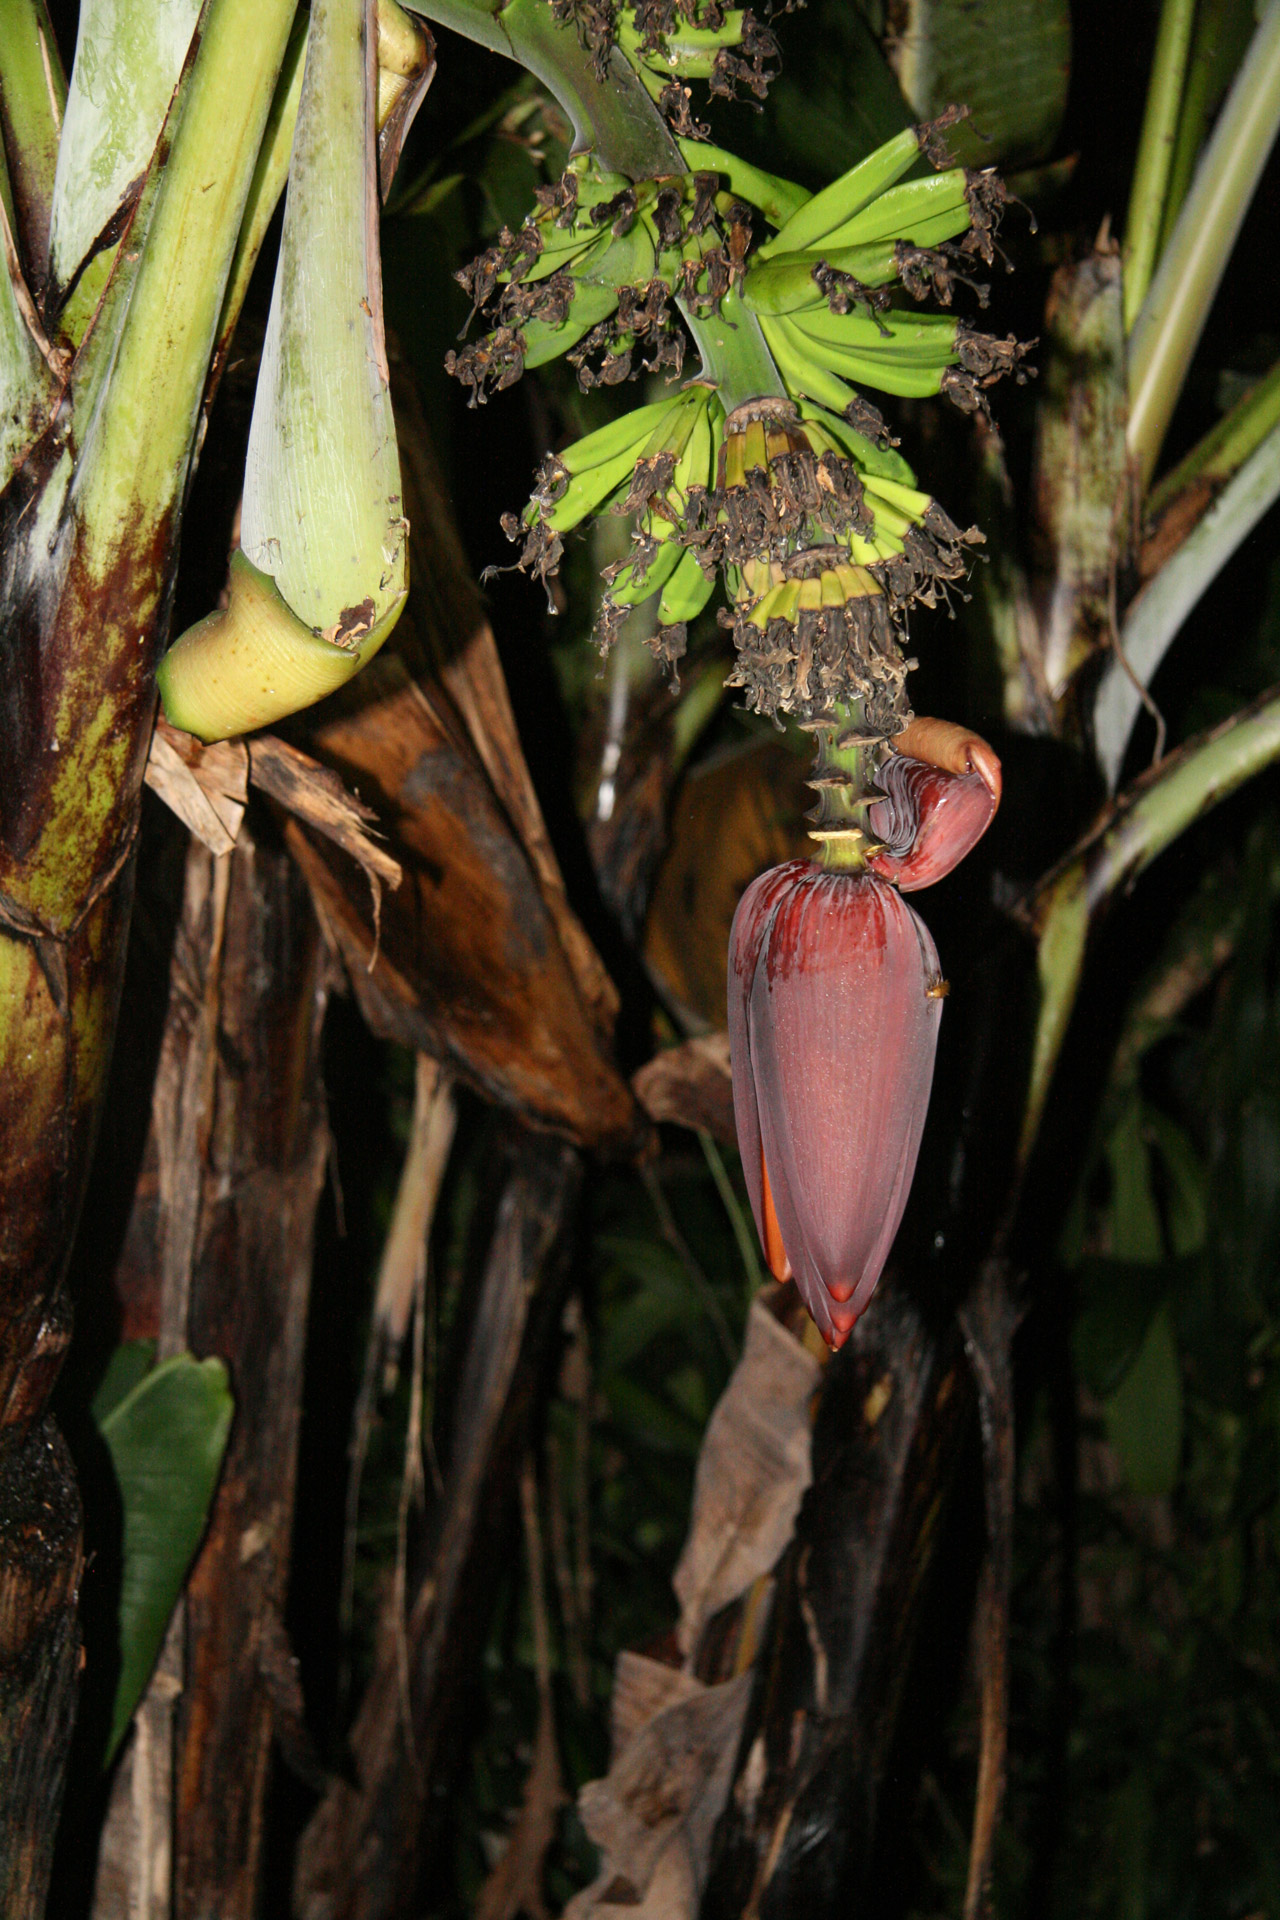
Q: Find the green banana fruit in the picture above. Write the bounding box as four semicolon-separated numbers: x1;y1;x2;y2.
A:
756;125;922;260
790;307;959;366
568;159;634;213
799;404;916;485
743;247;898;315
521;280;620;370
763;313;864;416
622;11;747;77
777;305;959;356
676;138;809;227
860;472;932;519
563;392;693;476
576;206;660;290
671;386;717;497
516;218;612;286
540;388;705;532
609;528;687;607
767;308;949;398
818;169;969;251
659;546;716;625
743;205;979;314
808;346;946;397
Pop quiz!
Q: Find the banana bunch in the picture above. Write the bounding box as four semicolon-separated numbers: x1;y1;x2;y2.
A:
705;398;974;593
474;102;1022;722
737;127;1028;408
724;545;913;733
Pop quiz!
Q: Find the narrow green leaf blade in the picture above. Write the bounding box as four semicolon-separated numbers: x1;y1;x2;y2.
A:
99;1353;233;1765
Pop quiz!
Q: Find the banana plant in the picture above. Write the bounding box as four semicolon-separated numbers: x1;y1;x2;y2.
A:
0;0;430;1896
0;0;1006;1887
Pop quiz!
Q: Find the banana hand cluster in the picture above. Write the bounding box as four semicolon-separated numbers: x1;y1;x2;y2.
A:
469;96;1029;731
448;154;752;402
613;2;782;138
501;372;980;723
725;547;913;736
738;127;1033;412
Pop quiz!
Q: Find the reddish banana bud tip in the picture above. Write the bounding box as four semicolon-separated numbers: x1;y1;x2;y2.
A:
892;715;1002;800
868;719;1001;893
728;861;942;1346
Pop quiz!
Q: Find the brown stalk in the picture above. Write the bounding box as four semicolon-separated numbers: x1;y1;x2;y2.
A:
85;815;330;1917
294;1134;580;1920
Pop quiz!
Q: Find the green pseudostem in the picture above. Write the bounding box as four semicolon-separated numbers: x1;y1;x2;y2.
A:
158;0;408;741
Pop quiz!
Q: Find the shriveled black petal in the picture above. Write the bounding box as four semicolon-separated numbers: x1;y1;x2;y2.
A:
875;503;984;613
894;240;991;308
444;327;527;406
813;262;893;320
956;322;1036;384
723;570;914;733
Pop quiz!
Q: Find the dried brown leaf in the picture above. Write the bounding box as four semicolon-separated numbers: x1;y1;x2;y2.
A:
145;716;249;856
673;1294;821;1659
632;1032;734;1146
565;1671;753;1919
249;732;402;898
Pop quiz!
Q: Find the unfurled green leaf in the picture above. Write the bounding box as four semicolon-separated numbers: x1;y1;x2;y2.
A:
98;1352;233;1765
48;0;202;306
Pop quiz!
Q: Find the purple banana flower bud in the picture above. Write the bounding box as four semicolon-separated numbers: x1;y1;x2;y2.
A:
728;860;945;1349
867;718;1002;892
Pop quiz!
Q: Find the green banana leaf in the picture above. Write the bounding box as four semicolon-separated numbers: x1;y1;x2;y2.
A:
93;1346;234;1766
890;0;1071;169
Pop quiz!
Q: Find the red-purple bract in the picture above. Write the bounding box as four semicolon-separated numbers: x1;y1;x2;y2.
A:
728;861;944;1349
867;752;1000;891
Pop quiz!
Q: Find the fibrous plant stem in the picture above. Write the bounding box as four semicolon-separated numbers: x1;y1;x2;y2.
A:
1122;0;1197;333
684;289;789;410
409;0;681;174
1128;0;1280;488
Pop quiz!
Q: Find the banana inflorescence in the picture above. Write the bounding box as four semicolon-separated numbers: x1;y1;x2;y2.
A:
450;9;1033;735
